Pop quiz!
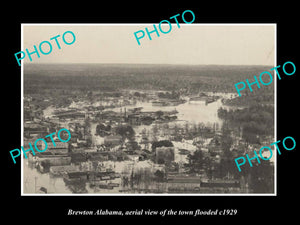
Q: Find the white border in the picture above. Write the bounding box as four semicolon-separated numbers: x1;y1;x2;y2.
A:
21;23;277;196
274;24;277;196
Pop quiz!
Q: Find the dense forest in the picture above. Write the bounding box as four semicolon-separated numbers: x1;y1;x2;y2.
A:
218;104;274;144
223;83;274;106
24;63;273;95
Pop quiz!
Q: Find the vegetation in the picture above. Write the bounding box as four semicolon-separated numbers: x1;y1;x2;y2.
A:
218;105;274;144
115;124;135;141
151;140;174;152
24;64;272;95
24;63;275;193
96;123;111;137
157;91;180;99
187;149;204;173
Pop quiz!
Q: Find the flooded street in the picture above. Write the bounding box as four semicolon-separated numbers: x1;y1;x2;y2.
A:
23;161;71;194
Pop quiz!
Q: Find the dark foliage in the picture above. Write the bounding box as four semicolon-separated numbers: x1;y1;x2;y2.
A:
115;125;135;140
151;140;174;152
24;64;272;95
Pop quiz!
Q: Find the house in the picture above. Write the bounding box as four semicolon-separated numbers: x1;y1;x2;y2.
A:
37;155;71;166
63;171;88;182
166;176;201;192
200;179;240;188
54;111;86;121
24;110;34;121
23;138;43;150
50;165;78;176
127;113;141;126
125;141;140;151
24;123;48;138
41;141;69;155
127;155;140;161
104;135;123;146
208;136;223;156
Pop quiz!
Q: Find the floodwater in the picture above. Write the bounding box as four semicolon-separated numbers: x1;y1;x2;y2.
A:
112;99;223;124
23;92;234;194
23;161;71;194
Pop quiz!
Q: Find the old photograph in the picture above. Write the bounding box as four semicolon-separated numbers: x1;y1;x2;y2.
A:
22;24;275;195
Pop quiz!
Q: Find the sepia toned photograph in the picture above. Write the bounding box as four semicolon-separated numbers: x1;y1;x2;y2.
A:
22;24;275;195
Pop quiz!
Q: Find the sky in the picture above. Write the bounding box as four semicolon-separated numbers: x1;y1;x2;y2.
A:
22;24;275;66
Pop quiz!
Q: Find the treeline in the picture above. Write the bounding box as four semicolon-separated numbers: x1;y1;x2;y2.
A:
157;91;180;99
24;64;272;95
223;83;274;106
218;105;274;143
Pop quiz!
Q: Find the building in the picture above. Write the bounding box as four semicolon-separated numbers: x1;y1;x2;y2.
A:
37;155;71;166
24;123;49;138
127;155;140;161
166;176;201;193
63;171;88;182
200;179;240;188
104;135;123;146
49;165;78;176
127;113;141;126
53;111;86;122
125;141;140;152
41;141;69;155
208;136;223;156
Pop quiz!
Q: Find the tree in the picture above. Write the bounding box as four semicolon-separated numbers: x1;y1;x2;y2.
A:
96;123;110;137
151;140;174;152
86;136;92;147
205;157;213;179
155;110;164;118
152;124;159;138
134;92;141;97
116;125;135;140
249;160;274;193
184;122;189;134
219;149;235;178
221;123;233;151
154;170;165;182
187;149;204;173
84;118;91;134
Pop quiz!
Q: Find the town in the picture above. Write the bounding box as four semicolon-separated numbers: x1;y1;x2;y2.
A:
23;63;275;194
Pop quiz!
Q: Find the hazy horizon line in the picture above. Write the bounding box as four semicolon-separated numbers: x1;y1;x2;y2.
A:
24;62;274;67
